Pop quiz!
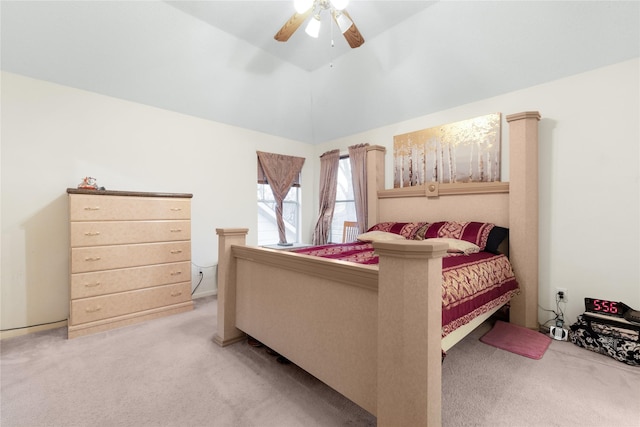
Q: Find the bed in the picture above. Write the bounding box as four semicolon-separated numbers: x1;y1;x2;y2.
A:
215;111;541;426
292;223;519;348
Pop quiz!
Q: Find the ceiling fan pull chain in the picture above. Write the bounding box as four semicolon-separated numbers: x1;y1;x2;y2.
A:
330;13;335;68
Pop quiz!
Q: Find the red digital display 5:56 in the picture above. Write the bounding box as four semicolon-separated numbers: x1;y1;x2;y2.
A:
585;298;627;318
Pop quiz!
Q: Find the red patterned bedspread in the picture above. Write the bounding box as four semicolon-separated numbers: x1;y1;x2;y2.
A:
294;242;379;264
293;242;519;337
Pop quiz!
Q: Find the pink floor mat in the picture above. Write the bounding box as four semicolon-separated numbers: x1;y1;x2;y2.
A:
480;320;552;360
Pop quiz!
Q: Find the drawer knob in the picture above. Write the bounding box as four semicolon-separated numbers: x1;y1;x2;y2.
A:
85;306;102;313
171;291;183;297
84;257;102;262
84;231;101;236
84;282;101;288
84;207;101;211
170;271;182;276
170;208;182;211
170;229;182;232
170;250;183;254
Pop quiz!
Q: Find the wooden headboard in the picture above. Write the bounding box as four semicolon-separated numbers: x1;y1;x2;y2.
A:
364;111;540;329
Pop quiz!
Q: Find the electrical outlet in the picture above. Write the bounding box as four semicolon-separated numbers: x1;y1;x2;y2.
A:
556;287;568;303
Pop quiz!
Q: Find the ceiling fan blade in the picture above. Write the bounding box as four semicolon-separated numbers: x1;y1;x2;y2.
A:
274;9;313;42
337;10;365;48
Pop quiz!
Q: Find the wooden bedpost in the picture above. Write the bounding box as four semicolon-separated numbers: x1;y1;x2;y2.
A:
214;228;249;347
506;111;541;330
375;240;448;427
367;145;386;228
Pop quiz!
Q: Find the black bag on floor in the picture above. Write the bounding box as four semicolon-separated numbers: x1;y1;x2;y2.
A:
569;314;640;366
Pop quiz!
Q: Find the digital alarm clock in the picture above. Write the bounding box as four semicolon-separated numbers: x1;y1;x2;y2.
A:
584;298;640;324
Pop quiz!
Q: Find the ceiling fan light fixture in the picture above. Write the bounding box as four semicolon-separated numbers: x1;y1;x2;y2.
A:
329;0;349;11
305;15;321;38
294;0;314;14
275;0;363;48
335;12;353;33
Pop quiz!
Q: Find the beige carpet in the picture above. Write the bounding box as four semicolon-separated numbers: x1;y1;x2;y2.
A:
2;296;639;427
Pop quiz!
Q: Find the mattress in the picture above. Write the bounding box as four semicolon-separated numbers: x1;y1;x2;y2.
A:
293;242;519;337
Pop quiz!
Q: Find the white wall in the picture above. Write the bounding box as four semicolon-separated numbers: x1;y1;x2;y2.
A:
314;58;640;326
1;71;316;333
2;58;639;336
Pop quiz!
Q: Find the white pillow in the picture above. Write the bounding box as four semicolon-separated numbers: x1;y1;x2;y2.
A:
357;231;407;243
424;238;480;255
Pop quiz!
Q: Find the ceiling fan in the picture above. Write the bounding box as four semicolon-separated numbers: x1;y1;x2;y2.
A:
274;0;365;48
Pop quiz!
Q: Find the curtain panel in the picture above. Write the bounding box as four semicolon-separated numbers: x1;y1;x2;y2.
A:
257;151;305;245
348;143;369;234
312;149;341;245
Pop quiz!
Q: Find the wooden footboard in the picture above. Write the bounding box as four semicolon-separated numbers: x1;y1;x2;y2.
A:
215;229;447;425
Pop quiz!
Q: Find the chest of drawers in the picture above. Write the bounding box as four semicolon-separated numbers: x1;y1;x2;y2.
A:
67;189;194;338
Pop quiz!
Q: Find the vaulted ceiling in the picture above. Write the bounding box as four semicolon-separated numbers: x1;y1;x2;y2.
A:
2;1;638;144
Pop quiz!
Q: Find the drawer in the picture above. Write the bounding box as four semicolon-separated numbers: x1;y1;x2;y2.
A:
70;220;191;247
70;261;191;299
70;282;191;325
71;241;191;273
69;195;190;221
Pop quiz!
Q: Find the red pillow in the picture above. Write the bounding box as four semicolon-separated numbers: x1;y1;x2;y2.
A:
419;221;495;251
366;222;428;240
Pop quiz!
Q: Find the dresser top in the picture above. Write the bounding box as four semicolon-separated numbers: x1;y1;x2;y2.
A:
67;188;193;198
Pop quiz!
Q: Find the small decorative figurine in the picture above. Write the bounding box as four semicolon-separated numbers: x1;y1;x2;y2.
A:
77;176;99;190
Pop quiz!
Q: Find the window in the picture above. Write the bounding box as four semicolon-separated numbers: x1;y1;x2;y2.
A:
256;152;304;246
257;184;301;245
329;156;356;243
